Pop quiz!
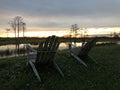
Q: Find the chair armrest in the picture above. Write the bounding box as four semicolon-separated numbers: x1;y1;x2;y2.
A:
25;44;37;52
37;50;56;53
68;42;76;47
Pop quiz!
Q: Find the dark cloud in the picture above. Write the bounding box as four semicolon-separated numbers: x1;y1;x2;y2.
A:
0;0;120;28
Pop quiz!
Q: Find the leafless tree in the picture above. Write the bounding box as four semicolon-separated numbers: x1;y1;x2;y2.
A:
10;16;25;38
21;22;26;37
80;28;87;46
70;24;79;37
9;16;26;55
6;28;10;38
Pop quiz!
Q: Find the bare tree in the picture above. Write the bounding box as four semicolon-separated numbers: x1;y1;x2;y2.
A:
70;24;79;46
9;16;26;56
22;22;26;37
10;16;25;38
80;28;87;46
71;24;79;37
6;28;10;38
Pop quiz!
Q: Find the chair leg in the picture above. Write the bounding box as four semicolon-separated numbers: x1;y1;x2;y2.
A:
53;61;64;78
88;55;98;64
28;60;41;82
70;52;87;67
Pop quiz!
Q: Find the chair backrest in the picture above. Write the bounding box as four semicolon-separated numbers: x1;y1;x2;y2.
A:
78;37;97;57
36;35;60;64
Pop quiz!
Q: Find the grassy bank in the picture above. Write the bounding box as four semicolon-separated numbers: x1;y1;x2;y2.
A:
0;44;120;90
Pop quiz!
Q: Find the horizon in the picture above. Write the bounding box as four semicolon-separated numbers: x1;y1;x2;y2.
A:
0;27;120;38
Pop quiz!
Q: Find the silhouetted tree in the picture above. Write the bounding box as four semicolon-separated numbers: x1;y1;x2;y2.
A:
9;16;26;56
10;16;25;38
6;28;10;38
70;24;79;46
21;22;26;37
70;24;79;37
79;28;87;46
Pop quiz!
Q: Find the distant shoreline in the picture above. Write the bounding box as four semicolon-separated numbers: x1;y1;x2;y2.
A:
0;37;120;45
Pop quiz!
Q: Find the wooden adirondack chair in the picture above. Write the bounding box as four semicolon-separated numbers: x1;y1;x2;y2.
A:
69;37;98;67
26;35;64;82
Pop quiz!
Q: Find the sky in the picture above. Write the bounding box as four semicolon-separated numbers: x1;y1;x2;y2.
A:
0;0;120;37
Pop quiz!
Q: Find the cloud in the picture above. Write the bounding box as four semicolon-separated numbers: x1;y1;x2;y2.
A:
0;0;120;29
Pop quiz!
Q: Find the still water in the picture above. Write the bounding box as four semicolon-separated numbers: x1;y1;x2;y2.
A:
0;41;119;59
0;42;82;59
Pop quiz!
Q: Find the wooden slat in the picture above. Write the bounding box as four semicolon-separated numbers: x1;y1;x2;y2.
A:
48;35;56;50
53;61;64;78
48;36;59;63
36;41;44;63
43;36;54;63
45;36;56;63
70;46;81;56
70;52;87;67
36;35;59;64
29;60;41;82
78;37;97;57
88;55;98;64
49;42;59;62
38;36;51;63
37;36;50;63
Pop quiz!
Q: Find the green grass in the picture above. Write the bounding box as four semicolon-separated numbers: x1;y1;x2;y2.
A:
0;44;120;90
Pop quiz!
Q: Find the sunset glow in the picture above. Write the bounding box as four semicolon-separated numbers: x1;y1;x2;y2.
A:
0;27;120;37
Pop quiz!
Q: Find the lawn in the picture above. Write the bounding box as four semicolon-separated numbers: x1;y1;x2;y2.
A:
0;44;120;90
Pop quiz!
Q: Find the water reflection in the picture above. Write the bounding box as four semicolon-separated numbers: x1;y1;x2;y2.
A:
0;42;119;59
0;43;68;59
0;44;25;59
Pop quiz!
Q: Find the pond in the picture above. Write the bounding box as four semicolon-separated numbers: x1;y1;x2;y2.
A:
0;41;119;59
0;42;83;59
